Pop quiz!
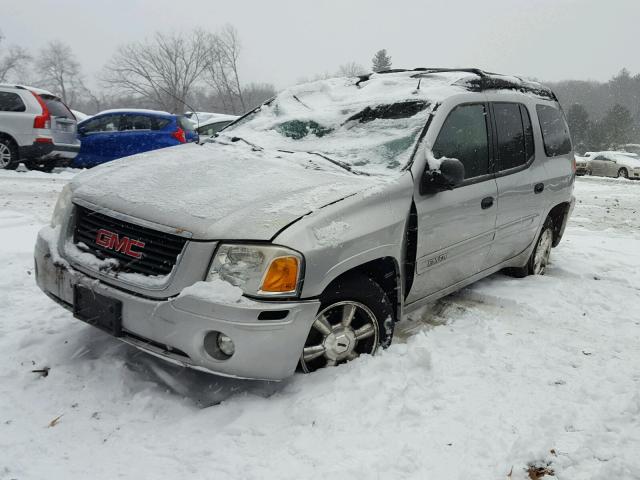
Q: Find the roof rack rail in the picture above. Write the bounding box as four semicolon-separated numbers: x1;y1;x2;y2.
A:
360;67;557;101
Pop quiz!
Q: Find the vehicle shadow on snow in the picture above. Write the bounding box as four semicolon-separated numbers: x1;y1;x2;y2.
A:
68;327;287;408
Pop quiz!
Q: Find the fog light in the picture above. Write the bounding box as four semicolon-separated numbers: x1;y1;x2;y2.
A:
204;331;235;360
217;333;235;356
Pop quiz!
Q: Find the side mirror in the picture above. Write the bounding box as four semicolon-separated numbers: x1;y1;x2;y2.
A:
420;158;465;194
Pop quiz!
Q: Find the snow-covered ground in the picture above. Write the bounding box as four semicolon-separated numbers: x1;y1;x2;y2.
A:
0;172;639;479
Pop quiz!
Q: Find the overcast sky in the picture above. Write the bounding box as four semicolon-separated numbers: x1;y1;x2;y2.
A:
3;0;638;89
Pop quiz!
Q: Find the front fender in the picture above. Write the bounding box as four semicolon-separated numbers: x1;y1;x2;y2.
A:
274;173;415;298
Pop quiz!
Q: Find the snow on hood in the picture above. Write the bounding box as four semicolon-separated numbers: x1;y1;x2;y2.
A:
70;142;386;240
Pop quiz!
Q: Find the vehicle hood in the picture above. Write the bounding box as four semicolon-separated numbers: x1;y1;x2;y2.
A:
70;142;388;240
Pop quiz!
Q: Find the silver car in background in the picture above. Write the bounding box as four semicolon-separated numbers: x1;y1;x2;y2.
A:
35;68;575;380
583;151;640;179
0;84;80;171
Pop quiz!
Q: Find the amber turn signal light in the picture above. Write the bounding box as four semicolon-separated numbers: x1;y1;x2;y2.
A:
261;256;299;293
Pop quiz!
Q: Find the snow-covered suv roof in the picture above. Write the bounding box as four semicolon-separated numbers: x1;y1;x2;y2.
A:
221;69;555;176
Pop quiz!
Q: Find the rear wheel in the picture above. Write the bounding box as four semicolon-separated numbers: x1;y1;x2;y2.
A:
299;273;394;373
504;217;554;277
618;168;629;179
0;138;19;170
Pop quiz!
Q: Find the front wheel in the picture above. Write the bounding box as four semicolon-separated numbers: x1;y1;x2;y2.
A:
618;168;629;179
299;273;394;373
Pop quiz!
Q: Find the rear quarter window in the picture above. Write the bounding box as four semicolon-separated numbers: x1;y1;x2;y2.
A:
0;92;26;112
536;104;572;157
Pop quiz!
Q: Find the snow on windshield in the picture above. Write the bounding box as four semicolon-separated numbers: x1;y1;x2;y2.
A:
222;73;469;175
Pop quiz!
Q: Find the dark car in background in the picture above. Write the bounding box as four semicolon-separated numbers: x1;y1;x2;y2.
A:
73;109;198;168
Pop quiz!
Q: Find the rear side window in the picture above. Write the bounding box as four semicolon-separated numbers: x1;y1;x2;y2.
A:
536;104;572;156
0;92;26;112
493;103;535;171
119;115;169;131
433;103;490;180
198;121;232;136
41;95;74;119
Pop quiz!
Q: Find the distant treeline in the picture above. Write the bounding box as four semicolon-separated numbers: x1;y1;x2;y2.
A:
548;69;640;153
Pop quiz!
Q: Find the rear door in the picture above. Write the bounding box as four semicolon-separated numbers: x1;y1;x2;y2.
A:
486;102;546;265
77;114;121;165
41;95;77;145
407;102;498;302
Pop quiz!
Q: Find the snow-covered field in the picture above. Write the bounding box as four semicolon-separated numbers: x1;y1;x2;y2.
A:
1;171;639;479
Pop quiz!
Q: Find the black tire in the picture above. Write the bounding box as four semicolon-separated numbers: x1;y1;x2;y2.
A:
0;137;19;170
26;160;57;173
504;217;554;278
586;169;592;176
618;168;629;179
298;273;394;373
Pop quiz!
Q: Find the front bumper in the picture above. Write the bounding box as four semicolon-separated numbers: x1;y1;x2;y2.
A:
19;142;80;161
34;228;320;381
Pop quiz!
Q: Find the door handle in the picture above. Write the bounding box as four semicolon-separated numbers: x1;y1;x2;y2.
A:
481;196;494;209
534;183;544;194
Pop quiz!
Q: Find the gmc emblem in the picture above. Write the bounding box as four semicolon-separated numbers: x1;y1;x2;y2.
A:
95;228;145;259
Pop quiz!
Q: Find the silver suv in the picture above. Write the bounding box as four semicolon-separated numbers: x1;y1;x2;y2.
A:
0;84;80;171
35;69;575;380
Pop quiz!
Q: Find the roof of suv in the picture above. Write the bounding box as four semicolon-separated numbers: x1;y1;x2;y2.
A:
0;84;56;97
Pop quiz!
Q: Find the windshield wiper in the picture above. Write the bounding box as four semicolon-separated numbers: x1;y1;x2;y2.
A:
230;136;263;151
306;151;368;176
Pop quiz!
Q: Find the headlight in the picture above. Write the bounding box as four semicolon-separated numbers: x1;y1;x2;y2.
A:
207;244;303;297
51;184;72;228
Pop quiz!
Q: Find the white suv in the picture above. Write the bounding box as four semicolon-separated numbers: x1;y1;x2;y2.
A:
0;84;80;171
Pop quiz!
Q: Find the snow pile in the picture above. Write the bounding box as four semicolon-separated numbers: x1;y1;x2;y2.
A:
178;277;249;305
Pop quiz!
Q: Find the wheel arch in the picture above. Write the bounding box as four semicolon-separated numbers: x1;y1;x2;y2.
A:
319;256;402;324
0;131;19;147
547;201;572;247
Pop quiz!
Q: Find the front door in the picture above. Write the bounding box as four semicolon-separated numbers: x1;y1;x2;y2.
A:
407;103;498;303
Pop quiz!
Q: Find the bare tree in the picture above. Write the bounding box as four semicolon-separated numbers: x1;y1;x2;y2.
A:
0;31;31;83
103;30;211;113
35;40;84;105
204;25;246;114
337;61;367;77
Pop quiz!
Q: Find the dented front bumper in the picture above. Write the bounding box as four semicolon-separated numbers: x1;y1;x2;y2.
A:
34;228;320;381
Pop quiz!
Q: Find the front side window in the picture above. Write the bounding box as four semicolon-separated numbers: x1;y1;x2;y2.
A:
493;103;534;171
81;115;120;133
432;103;490;180
536;104;572;157
0;92;26;112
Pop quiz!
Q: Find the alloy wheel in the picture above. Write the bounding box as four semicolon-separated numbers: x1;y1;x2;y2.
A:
533;228;553;275
618;168;628;179
0;143;12;169
300;301;380;373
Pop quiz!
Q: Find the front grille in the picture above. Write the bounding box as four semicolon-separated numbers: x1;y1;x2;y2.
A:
73;205;187;276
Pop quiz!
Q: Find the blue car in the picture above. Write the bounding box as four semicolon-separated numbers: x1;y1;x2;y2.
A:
73;109;198;167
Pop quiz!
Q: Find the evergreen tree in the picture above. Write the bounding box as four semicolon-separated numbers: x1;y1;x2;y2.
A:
371;49;392;73
566;104;590;152
601;104;634;148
